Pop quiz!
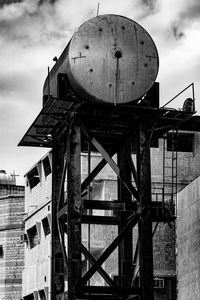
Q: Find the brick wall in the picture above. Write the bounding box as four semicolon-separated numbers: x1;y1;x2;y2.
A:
0;187;25;300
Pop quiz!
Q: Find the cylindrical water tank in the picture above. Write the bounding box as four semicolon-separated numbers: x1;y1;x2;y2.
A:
44;14;159;105
0;170;16;185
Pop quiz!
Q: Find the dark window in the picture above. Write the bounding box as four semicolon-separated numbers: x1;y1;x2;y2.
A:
42;217;50;236
27;225;40;249
43;156;51;177
57;73;68;99
24;294;34;300
27;167;40;189
0;245;3;258
151;138;159;148
144;81;159;108
39;290;46;300
167;132;194;152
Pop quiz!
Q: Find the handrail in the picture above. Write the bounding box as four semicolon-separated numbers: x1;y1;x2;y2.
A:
161;83;195;108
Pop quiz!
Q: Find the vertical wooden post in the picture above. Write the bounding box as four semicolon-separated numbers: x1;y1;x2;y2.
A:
51;137;65;299
67;119;82;300
137;123;154;300
117;140;133;289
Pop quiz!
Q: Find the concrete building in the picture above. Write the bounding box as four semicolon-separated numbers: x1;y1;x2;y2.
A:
0;170;25;300
22;153;52;300
21;130;200;300
177;175;200;300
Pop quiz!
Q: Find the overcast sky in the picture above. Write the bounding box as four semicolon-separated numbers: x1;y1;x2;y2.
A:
0;0;200;185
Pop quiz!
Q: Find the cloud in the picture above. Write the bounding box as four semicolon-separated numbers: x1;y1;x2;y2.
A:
0;0;200;184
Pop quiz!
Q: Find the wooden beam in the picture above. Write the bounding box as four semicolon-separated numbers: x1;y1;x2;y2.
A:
77;210;140;287
82;200;137;211
130;241;139;287
125;145;138;188
51;137;65;299
81;150;116;192
67;120;82;300
57;203;67;219
117;142;133;289
81;215;120;225
79;285;141;295
81;244;117;288
137;123;154;300
57;201;174;222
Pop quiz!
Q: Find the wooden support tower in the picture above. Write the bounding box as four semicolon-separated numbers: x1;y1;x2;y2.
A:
19;95;196;300
18;14;196;298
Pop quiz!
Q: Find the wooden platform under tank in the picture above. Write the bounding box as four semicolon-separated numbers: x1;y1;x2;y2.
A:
18;96;198;149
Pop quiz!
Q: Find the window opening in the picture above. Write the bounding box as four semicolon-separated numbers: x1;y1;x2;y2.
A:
167;132;194;152
42;217;50;236
43;156;51;177
0;245;3;258
39;290;46;300
27;225;40;248
27;166;40;189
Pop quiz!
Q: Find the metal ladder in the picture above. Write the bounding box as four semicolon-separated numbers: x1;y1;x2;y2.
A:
162;128;178;216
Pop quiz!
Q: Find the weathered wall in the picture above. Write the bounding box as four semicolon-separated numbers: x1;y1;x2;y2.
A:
23;153;52;298
177;176;200;300
22;203;51;296
0;190;25;300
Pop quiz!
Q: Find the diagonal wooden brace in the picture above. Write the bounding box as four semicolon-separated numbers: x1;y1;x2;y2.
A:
76;208;141;288
81;244;117;288
81;149;116;193
81;122;140;202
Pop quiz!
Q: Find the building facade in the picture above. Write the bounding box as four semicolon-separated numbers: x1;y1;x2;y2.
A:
177;175;200;300
0;170;25;300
